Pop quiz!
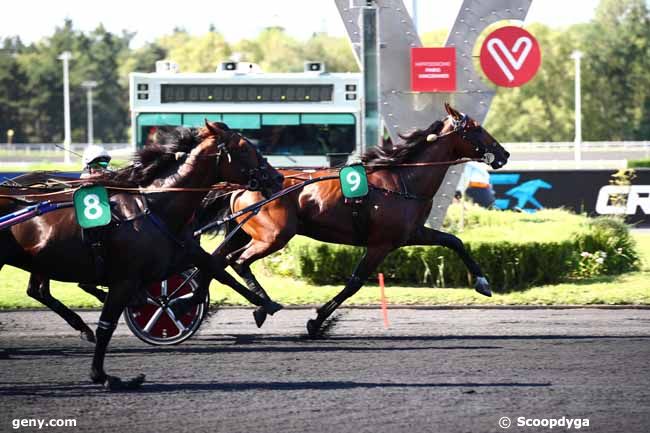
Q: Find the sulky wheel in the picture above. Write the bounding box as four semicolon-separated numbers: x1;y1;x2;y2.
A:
123;271;209;346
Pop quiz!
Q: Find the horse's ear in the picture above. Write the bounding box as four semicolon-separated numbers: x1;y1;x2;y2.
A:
444;102;462;120
204;119;220;136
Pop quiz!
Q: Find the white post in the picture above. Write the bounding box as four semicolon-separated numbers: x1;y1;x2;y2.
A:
58;51;73;164
412;0;418;33
82;81;98;145
571;50;583;165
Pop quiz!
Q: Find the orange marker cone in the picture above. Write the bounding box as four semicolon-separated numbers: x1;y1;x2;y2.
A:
378;273;389;329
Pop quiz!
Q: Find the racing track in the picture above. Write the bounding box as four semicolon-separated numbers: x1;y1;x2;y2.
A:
1;308;649;433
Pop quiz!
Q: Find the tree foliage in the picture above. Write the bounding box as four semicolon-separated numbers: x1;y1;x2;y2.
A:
0;0;649;143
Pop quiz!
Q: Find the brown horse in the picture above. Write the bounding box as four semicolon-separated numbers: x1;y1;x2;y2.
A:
0;125;285;344
190;103;509;337
0;121;283;388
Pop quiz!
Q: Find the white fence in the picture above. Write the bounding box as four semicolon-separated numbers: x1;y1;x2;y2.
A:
0;141;649;169
0;143;130;153
505;141;650;153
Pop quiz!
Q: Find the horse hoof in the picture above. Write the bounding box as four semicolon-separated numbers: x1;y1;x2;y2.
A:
104;374;146;391
474;276;492;297
90;370;106;384
306;319;321;338
253;308;267;328
264;301;284;316
80;329;96;343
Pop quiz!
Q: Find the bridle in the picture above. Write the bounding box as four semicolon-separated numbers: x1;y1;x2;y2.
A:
447;113;500;166
215;130;280;192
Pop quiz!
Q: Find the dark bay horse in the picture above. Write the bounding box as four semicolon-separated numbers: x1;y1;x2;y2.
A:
191;103;509;336
0;121;283;389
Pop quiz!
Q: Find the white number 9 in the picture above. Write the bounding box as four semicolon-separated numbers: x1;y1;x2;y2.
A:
346;171;361;191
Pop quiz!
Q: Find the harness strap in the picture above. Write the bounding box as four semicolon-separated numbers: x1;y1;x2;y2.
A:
146;212;185;248
369;185;430;201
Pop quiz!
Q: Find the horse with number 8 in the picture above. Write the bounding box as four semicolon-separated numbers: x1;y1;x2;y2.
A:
190;103;510;337
0;121;284;389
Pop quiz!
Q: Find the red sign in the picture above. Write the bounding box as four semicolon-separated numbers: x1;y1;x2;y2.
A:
411;47;456;92
480;26;541;87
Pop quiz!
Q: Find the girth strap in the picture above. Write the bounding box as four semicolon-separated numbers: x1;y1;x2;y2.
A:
344;197;370;245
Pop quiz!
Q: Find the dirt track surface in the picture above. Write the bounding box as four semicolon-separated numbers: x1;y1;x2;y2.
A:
1;308;649;433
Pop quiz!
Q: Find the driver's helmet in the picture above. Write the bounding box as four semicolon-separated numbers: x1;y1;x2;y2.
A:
82;144;111;169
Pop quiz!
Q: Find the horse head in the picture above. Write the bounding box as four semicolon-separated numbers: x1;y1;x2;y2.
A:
440;102;510;170
201;120;284;196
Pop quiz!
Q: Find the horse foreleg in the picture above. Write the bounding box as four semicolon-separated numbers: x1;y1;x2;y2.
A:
232;238;291;328
91;279;145;390
171;248;283;318
26;274;96;343
406;226;491;296
307;245;392;338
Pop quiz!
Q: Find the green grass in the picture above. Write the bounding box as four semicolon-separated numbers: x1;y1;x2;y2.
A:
442;205;592;243
1;232;649;309
628;158;650;168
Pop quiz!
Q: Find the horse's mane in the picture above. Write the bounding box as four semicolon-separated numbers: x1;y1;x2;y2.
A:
0;171;75;190
360;120;444;165
96;126;203;187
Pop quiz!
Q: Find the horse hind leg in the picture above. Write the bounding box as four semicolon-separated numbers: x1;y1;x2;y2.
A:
307;245;392;338
78;283;107;303
26;274;96;343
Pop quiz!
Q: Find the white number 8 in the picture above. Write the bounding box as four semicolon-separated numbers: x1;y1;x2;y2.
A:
346;171;361;192
83;194;103;220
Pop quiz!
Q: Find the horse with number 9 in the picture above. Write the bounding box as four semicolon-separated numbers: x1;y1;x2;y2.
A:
189;103;510;337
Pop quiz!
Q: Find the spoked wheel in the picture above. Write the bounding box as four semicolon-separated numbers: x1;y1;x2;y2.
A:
123;271;209;346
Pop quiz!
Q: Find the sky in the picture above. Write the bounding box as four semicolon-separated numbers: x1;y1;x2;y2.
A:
1;0;605;48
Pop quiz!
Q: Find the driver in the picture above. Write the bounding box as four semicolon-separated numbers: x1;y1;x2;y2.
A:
81;144;112;179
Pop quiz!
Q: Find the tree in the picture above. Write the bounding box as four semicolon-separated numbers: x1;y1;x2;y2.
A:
14;19;132;143
156;30;231;73
580;0;650;140
303;33;358;72
484;23;579;142
253;27;304;72
0;37;27;142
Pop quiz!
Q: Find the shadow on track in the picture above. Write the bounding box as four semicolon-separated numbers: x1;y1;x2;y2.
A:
0;380;552;397
3;334;650;359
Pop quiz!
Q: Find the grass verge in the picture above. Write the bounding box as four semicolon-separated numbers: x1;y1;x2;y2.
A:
1;233;649;309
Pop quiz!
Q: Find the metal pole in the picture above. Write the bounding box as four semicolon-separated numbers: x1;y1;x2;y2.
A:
82;81;98;145
571;50;582;164
360;1;381;153
58;51;73;164
411;0;418;33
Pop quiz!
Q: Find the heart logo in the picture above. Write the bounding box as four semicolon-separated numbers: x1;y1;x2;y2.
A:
486;37;533;82
480;26;541;87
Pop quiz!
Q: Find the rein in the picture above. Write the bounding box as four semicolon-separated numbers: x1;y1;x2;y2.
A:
0;183;244;201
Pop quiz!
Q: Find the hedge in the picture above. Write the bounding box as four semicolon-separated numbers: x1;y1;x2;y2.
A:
628;159;650;168
262;213;640;293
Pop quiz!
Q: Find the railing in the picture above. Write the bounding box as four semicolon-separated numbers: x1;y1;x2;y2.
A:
0;143;129;152
0;141;648;169
505;141;650;153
